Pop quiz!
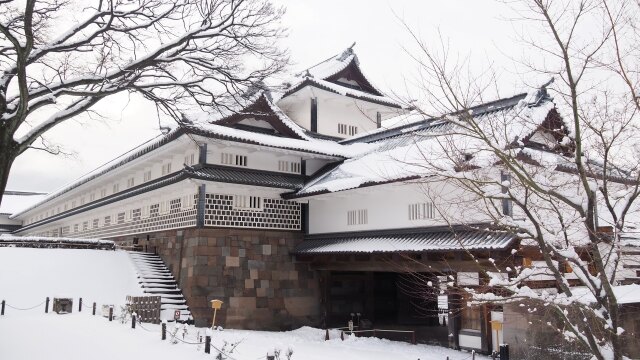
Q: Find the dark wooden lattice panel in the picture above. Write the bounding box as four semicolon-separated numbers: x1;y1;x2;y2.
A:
126;295;161;324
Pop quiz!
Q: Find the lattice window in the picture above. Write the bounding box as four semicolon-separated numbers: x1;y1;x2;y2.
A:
73;224;79;233
117;212;125;224
127;177;135;188
82;221;88;231
150;204;159;217
113;183;119;193
143;171;152;182
90;193;95;201
184;153;195;166
61;226;70;236
169;199;181;214
347;209;368;225
278;160;288;172
278;160;301;174
100;189;106;198
409;202;436;220
204;193;300;230
104;216;111;226
235;155;247;166
80;197;85;205
349;125;358;136
233;195;262;211
92;218;99;229
221;153;234;165
338;123;347;135
132;208;141;221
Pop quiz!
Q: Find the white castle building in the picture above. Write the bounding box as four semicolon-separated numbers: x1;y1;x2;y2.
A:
8;46;640;356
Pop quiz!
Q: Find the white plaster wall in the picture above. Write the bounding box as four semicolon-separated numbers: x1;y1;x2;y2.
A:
307;182;493;234
206;145;301;174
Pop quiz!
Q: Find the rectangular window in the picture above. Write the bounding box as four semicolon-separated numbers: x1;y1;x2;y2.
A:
143;171;152;182
184;153;195;166
127;177;135;188
221;153;234;165
72;201;76;208
278;160;289;172
408;202;436;220
347;209;368;225
82;221;88;231
169;198;181;214
233;195;262;210
161;163;172;175
104;216;111;226
89;193;95;201
80;197;85;205
100;189;106;198
132;208;141;221
338;123;347;135
117;212;125;224
92;218;99;229
150;203;160;217
113;183;119;193
73;224;79;233
349;125;358;136
235;155;247;167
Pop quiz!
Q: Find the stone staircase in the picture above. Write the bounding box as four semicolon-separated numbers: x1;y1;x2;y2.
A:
128;251;192;322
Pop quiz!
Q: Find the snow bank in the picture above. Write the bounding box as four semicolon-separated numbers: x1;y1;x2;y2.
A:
0;247;143;307
0;313;488;360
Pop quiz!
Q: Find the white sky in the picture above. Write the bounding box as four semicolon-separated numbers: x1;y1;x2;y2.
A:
6;0;540;193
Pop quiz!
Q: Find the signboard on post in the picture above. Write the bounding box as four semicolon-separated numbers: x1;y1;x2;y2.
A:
174;310;181;321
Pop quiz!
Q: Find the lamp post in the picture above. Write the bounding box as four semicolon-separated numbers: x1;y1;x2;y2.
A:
210;299;223;330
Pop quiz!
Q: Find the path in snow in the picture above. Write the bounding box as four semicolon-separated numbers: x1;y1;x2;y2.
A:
0;312;486;360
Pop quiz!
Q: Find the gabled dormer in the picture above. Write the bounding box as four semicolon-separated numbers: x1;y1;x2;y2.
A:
214;93;308;140
277;44;406;140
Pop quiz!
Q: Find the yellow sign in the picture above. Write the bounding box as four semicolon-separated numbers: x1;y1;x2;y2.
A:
490;320;503;331
210;299;223;310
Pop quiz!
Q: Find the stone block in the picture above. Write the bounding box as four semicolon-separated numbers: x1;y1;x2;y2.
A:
260;279;269;289
225;256;240;267
229;296;256;310
238;248;246;257
262;244;272;255
248;260;265;270
256;288;267;297
245;279;254;289
256;297;268;308
250;269;259;279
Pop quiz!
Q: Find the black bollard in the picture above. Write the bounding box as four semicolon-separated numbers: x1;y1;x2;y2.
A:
205;336;211;354
45;297;49;313
132;313;136;329
1;300;4;316
79;298;82;312
500;344;510;360
162;322;167;340
108;306;113;321
92;302;96;316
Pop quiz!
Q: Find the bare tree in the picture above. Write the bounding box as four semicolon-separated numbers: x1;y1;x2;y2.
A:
400;0;639;359
0;0;287;205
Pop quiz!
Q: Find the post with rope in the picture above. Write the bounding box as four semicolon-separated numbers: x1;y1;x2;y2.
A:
92;302;96;316
132;313;137;329
1;300;4;315
108;306;113;322
45;297;49;313
78;298;82;312
162;322;167;340
204;335;211;354
472;350;475;360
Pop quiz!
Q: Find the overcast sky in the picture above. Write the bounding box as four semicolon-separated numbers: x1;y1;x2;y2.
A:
7;0;538;193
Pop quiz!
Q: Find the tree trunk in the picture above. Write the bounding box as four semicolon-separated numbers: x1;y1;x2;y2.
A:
0;124;18;208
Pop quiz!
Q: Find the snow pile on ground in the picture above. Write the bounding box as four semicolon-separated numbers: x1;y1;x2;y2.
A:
0;312;486;360
0;247;143;307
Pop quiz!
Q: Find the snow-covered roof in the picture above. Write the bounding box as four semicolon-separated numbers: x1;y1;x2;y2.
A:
277;45;403;109
294;227;517;254
0;192;48;215
0;234;114;245
290;90;562;198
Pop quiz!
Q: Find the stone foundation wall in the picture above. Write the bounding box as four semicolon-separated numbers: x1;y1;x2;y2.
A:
114;227;320;330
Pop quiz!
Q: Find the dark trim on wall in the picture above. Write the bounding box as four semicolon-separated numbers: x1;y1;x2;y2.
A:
301;203;309;234
198;143;208;165
196;184;206;228
310;97;318;133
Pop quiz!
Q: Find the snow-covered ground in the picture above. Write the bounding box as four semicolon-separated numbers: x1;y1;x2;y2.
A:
0;247;143;306
0;311;486;360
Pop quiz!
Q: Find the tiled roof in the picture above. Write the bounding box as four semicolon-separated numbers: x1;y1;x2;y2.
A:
188;165;305;190
294;227;518;254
